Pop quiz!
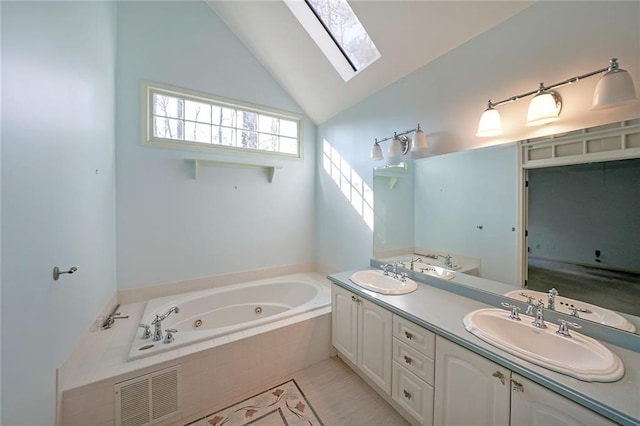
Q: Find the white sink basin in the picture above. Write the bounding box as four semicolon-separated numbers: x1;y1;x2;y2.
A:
504;289;636;333
420;265;455;280
350;270;418;295
464;308;624;382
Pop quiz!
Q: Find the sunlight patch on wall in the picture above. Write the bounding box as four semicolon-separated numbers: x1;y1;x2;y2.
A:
323;139;374;230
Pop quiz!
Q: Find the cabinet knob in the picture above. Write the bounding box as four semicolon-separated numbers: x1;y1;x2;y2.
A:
511;379;524;393
492;371;506;385
404;331;413;340
351;295;357;302
403;355;412;365
403;389;412;400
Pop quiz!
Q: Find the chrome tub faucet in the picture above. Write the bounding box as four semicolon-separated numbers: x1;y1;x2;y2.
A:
151;306;180;342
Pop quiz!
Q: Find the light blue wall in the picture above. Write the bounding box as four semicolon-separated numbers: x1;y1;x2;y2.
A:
116;2;316;290
1;2;117;424
316;1;640;274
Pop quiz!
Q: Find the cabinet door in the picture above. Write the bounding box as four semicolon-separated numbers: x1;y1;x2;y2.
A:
358;298;393;394
510;374;616;426
331;284;358;364
434;336;510;426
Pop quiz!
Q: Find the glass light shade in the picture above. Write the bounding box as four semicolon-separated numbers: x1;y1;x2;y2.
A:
476;107;503;137
526;91;562;126
371;142;383;160
592;68;639;110
411;128;428;151
388;137;403;159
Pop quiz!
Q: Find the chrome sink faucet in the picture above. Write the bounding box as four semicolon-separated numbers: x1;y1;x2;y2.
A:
547;288;558;310
531;299;547;329
151;306;180;341
380;264;391;276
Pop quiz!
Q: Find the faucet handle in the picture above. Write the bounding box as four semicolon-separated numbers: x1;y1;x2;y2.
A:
380;264;391;275
164;328;178;344
501;302;521;321
556;320;581;337
400;272;408;283
138;323;152;339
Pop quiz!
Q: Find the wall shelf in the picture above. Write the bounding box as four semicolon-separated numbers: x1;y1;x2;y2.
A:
185;159;282;182
374;162;409;189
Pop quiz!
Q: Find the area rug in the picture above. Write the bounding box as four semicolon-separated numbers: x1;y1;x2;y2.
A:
186;379;323;426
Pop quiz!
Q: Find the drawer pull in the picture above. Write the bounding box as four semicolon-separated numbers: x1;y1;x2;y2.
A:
404;331;413;340
403;389;412;400
403;355;412;365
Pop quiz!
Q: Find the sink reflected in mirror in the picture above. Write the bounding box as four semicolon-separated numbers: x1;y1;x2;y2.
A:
504;289;636;333
464;308;625;382
420;265;455;281
350;270;418;295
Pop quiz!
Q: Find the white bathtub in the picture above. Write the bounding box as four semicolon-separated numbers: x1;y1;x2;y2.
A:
128;273;331;360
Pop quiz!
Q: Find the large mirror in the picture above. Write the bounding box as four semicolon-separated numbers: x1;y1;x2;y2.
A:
373;120;640;335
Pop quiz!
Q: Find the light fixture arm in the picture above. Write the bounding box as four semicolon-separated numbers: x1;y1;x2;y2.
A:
488;58;621;109
374;126;419;145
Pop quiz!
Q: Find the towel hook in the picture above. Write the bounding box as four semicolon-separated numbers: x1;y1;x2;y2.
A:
53;266;78;281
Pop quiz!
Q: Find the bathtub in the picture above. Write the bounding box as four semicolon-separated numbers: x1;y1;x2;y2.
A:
128;273;331;360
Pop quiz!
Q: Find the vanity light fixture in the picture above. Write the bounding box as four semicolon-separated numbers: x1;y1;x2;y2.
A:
371;124;428;161
476;58;638;137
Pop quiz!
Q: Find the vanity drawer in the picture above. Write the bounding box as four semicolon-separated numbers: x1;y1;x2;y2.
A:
392;361;434;425
393;338;434;385
393;315;435;357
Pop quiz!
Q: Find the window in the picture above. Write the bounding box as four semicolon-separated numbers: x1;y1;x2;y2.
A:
284;0;381;81
144;82;302;158
305;0;380;72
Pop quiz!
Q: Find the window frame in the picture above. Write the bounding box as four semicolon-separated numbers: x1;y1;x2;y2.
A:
142;81;304;159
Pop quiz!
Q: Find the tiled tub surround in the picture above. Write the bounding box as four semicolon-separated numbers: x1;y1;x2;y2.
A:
328;270;640;425
60;272;332;426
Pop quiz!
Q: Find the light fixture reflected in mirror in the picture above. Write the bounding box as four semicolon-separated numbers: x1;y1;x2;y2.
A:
371;140;383;160
371;124;427;161
411;123;429;151
477;58;638;137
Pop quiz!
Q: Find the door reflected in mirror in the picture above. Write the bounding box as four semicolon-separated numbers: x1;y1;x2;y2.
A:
526;158;640;323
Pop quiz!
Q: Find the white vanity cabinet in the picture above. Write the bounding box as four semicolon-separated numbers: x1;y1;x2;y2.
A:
331;284;393;394
434;336;615;426
510;373;615;426
391;315;435;425
434;336;510;425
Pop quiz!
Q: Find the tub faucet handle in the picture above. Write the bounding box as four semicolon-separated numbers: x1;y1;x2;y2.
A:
138;323;152;339
164;328;178;344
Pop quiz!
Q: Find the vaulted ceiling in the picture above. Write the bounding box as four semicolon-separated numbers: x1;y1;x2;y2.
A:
207;1;535;124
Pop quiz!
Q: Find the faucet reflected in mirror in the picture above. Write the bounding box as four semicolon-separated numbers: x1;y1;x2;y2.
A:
373;120;640;335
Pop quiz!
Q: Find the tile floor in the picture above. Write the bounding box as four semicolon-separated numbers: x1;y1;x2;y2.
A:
178;356;410;426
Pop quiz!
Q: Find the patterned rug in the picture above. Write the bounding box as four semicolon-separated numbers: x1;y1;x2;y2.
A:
186;379;323;426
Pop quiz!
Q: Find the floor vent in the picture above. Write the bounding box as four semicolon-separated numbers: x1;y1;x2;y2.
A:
115;365;182;426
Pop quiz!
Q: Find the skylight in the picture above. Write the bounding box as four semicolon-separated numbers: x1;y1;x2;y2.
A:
284;0;381;81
